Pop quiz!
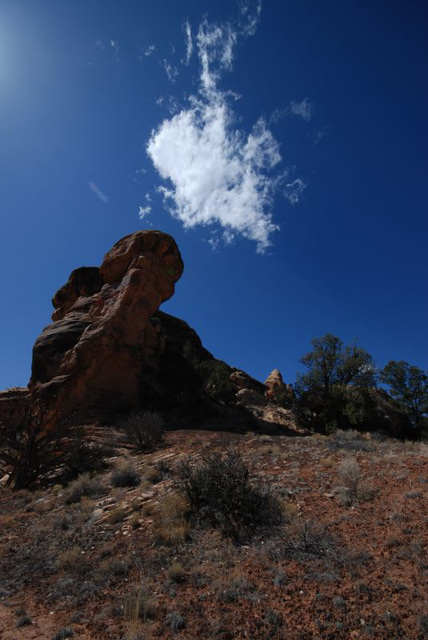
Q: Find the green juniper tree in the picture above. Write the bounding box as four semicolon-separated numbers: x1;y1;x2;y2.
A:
380;361;428;434
295;333;377;432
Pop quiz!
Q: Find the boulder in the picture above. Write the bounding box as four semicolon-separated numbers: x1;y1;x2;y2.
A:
230;370;266;395
236;388;267;407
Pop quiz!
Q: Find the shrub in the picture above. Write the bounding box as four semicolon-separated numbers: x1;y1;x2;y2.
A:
122;411;165;451
65;473;105;504
167;561;185;583
60;436;114;482
16;615;32;628
100;556;130;577
281;519;337;559
164;611;186;632
196;360;235;403
52;628;74;640
111;463;140;488
178;451;282;542
0;398;65;489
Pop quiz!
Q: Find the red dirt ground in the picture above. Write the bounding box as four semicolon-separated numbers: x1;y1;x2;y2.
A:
0;428;427;639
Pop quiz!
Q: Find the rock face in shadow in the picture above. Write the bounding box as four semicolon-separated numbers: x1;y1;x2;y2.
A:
29;231;186;417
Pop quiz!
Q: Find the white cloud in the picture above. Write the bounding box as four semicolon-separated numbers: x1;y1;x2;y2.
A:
290;98;312;122
89;181;108;204
144;44;156;57
138;204;152;219
183;21;193;64
147;6;289;252
163;60;179;83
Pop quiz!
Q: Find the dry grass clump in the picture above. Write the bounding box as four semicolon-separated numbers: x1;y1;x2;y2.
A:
64;473;105;504
123;583;157;623
100;556;131;578
56;547;88;574
336;458;376;506
153;492;191;545
106;505;129;525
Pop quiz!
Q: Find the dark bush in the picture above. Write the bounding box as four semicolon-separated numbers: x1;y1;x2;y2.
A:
52;628;74;640
196;360;235;403
111;463;140;488
121;411;165;451
60;435;114;482
164;611;186;632
178;451;282;542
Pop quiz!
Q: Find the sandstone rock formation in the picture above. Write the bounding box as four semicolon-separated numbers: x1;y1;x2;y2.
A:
264;368;293;405
0;230;289;435
29;231;185;417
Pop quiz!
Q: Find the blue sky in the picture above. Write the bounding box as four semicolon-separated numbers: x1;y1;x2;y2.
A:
0;0;427;390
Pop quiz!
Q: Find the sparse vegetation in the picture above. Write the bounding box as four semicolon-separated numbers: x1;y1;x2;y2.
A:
0;425;426;639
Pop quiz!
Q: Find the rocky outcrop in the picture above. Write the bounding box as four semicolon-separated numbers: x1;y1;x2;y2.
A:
1;230;288;433
29;231;185;418
0;388;30;430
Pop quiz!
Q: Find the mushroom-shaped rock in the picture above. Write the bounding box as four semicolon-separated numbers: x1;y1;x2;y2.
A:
29;231;185;416
100;230;184;287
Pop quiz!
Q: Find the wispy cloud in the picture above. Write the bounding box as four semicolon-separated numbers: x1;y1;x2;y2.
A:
183;21;193;64
284;178;306;205
270;98;313;124
89;181;108;204
147;3;288;253
163;60;179;83
144;44;156;57
238;0;262;37
290;98;312;122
